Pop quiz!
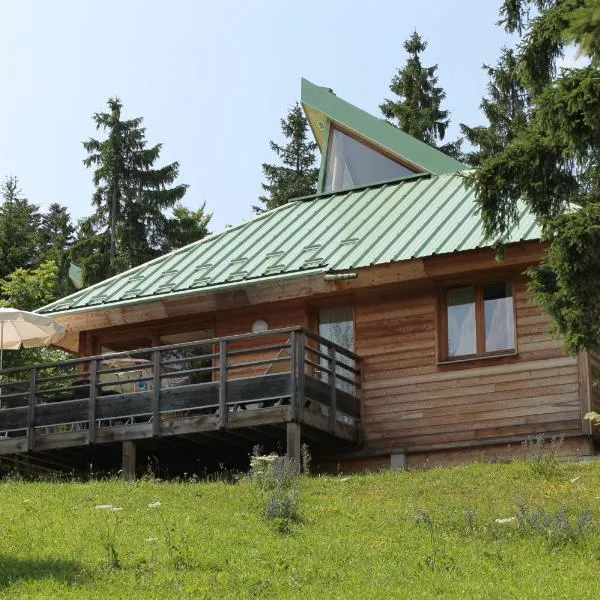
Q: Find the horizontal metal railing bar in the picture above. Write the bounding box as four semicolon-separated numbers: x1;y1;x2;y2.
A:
0;327;359;377
95;375;154;388
0;327;306;375
228;357;291;370
158;365;218;378
160;352;219;366
302;348;361;375
333;373;358;387
303;330;361;362
0;391;30;401
95;364;156;376
35;371;85;384
304;358;333;375
227;342;291;356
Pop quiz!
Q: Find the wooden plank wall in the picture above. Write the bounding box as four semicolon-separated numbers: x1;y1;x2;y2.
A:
357;277;583;455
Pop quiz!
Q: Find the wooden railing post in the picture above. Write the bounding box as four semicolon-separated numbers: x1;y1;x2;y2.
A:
152;349;161;436
289;331;297;421
328;346;337;433
27;368;37;451
296;331;305;422
88;359;97;444
218;340;228;429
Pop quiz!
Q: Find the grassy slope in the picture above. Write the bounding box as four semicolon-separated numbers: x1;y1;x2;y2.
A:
1;460;600;599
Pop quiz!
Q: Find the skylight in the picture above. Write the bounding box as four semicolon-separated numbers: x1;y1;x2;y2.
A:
323;127;416;193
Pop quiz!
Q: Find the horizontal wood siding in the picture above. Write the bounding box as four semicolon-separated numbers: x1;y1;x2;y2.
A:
357;278;583;454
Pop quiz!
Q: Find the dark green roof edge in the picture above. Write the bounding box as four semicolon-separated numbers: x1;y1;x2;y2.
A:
300;78;468;176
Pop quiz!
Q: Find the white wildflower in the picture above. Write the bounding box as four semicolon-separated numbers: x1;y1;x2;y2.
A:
148;501;161;509
95;504;113;510
494;517;516;524
145;537;157;543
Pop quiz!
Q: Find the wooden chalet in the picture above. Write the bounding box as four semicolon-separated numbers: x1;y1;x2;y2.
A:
0;79;597;475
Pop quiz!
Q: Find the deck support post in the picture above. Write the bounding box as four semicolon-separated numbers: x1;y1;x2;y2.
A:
122;440;136;479
218;340;228;429
286;422;301;465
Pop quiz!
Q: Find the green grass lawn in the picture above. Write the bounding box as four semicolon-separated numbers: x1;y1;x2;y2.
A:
1;458;600;599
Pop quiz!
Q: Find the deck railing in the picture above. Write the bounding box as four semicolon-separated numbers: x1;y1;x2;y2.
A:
0;327;362;452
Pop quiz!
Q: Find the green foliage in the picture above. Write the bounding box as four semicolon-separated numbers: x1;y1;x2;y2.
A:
0;176;41;278
381;32;462;158
1;461;600;597
249;451;301;533
0;260;58;311
460;48;529;167
256;103;319;212
0;260;73;371
161;203;212;253
468;1;600;356
520;433;565;478
78;97;206;284
38;203;76;297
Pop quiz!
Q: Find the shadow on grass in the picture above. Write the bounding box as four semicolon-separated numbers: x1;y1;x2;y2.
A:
0;555;85;590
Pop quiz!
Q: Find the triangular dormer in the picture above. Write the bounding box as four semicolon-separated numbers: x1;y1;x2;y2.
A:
301;78;467;194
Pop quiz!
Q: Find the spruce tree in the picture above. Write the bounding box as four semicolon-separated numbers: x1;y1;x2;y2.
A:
79;97;189;283
38;203;75;296
0;176;40;278
469;0;600;357
381;31;462;158
460;48;529;167
162;203;212;252
255;103;319;212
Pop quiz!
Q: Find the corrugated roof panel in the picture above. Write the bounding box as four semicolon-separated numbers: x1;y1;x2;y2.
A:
39;173;542;315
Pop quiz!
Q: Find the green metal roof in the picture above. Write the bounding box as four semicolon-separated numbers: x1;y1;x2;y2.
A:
301;79;468;178
39;173;540;316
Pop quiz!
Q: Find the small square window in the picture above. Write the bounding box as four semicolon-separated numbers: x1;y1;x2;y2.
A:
441;281;515;361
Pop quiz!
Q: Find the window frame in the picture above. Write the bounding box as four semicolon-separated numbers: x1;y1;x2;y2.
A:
437;279;518;363
321;124;421;193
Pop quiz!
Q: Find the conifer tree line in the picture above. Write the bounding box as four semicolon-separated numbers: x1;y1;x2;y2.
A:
2;0;598;372
259;0;600;366
257;30;464;212
0;97;212;314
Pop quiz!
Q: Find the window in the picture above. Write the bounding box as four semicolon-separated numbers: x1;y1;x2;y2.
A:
318;306;354;392
323;127;415;192
442;282;515;360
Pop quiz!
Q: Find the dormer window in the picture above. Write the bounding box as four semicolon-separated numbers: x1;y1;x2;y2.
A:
323;127;416;193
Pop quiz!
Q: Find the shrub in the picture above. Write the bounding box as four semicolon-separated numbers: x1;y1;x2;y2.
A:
521;433;564;478
249;446;310;533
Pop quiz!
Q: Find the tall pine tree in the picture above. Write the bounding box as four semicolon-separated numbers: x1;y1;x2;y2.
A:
38;203;75;296
381;31;462;158
0;176;40;278
460;48;529;167
255;103;319;212
469;0;600;359
78;97;191;283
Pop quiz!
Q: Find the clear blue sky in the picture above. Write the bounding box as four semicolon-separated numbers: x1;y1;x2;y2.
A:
0;1;514;233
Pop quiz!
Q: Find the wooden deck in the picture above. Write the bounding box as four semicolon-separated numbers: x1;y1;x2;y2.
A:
0;328;362;472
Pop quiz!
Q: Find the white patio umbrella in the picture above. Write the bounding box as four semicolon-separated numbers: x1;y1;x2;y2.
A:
0;308;66;370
